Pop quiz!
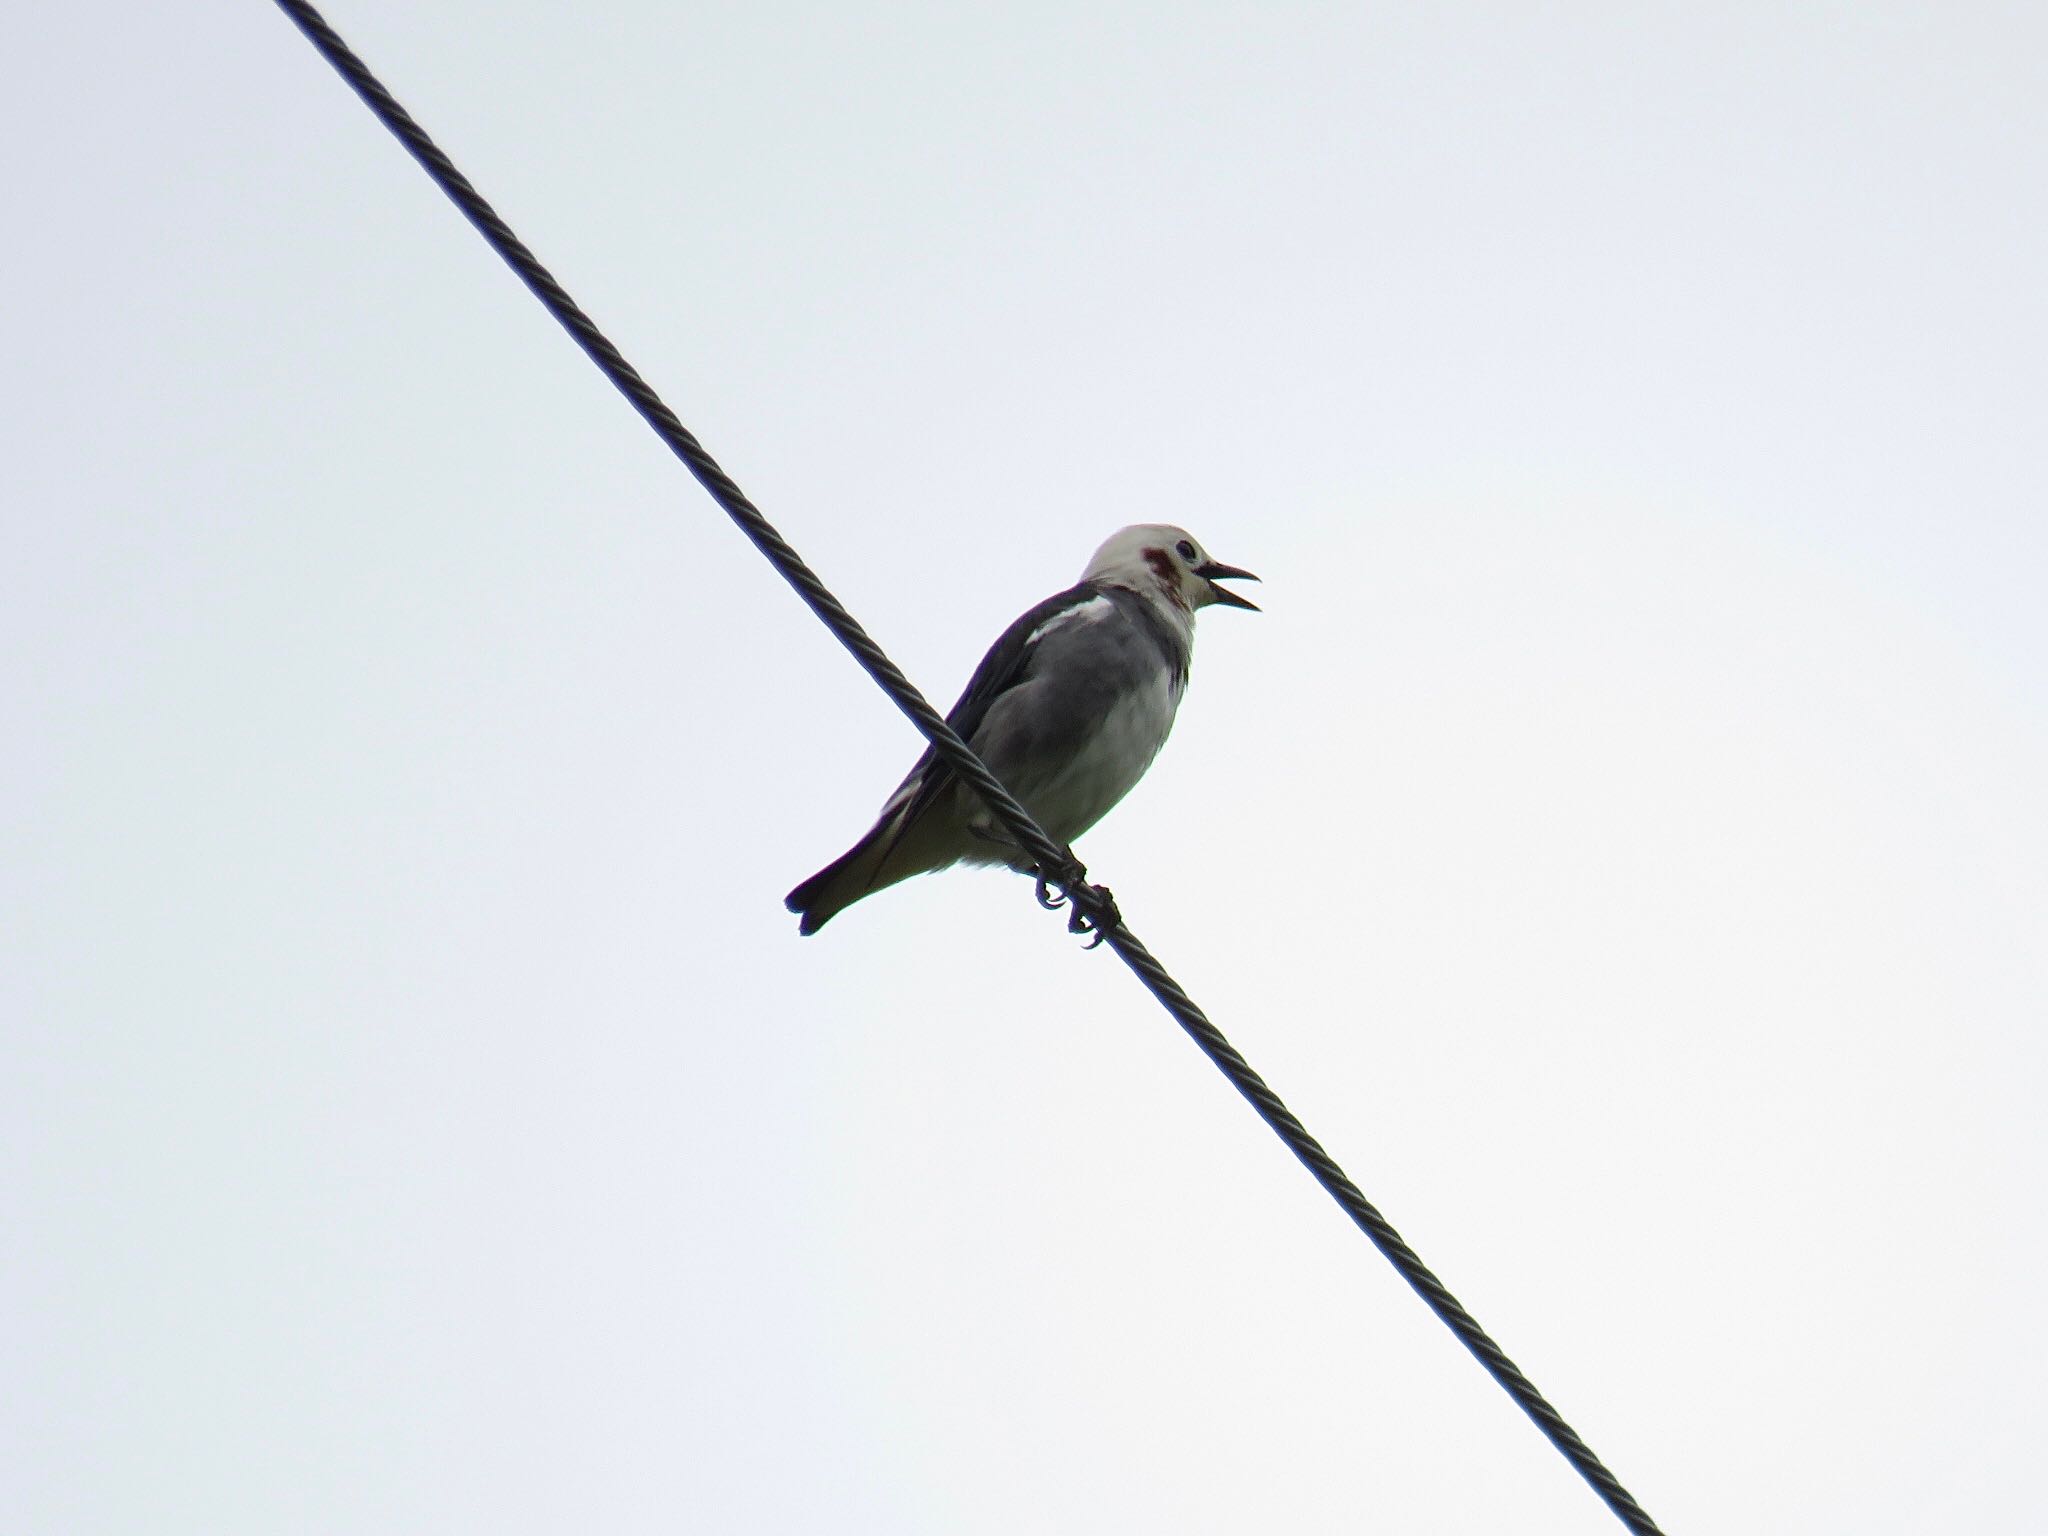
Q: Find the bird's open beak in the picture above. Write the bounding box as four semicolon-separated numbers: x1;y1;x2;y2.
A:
1196;560;1261;611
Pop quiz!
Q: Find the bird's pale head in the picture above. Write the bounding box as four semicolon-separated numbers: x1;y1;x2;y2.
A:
1082;524;1261;615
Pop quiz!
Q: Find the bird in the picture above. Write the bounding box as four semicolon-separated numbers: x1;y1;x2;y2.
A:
785;524;1259;934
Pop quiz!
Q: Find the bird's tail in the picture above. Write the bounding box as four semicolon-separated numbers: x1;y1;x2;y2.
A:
785;815;913;935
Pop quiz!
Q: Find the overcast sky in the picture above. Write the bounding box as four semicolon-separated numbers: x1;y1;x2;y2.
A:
6;3;2045;1532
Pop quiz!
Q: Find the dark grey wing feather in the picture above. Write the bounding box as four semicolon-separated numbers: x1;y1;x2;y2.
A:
888;580;1099;835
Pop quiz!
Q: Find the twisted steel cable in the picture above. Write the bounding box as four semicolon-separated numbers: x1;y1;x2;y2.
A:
270;4;1664;1529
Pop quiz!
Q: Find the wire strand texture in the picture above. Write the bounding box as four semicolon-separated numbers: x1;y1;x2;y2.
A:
270;5;1665;1531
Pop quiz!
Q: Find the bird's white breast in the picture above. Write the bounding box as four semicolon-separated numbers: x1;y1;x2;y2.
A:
1032;665;1182;842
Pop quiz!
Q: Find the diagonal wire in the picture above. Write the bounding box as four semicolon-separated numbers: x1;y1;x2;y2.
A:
269;4;1666;1530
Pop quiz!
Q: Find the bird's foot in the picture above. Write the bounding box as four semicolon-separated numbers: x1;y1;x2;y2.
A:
1068;883;1120;948
1033;869;1073;912
1032;845;1083;907
1034;850;1118;947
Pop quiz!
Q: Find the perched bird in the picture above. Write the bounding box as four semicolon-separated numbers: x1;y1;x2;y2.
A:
786;524;1259;934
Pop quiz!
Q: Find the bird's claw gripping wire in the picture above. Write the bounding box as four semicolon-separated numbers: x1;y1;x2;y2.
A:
1035;857;1120;947
1068;883;1121;947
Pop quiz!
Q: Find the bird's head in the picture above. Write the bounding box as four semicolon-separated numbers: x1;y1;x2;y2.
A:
1082;524;1260;616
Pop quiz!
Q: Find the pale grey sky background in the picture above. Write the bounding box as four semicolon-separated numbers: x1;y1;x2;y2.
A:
5;2;2045;1532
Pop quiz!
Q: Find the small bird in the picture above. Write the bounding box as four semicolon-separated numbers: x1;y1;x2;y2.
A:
786;524;1259;934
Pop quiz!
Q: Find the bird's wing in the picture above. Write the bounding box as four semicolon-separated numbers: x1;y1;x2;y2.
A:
883;580;1103;836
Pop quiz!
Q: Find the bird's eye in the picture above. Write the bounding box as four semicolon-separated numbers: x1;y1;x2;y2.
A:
1176;539;1198;563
